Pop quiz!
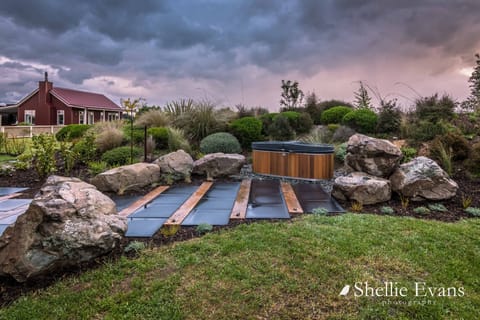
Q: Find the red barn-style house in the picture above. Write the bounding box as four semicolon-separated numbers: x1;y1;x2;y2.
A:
16;73;123;125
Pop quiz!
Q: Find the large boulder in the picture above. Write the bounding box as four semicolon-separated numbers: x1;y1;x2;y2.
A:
332;172;391;205
91;162;160;194
345;134;403;178
0;176;126;282
154;149;193;183
193;153;245;179
390;156;458;201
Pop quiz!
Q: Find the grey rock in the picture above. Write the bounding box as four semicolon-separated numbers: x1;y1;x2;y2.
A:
154;149;193;182
91;162;160;194
332;172;391;205
345;134;403;178
0;176;126;282
390;156;458;201
193;153;245;179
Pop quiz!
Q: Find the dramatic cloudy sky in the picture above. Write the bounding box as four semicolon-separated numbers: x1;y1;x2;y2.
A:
1;0;479;110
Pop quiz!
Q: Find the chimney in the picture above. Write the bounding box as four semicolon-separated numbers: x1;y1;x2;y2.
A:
38;72;53;124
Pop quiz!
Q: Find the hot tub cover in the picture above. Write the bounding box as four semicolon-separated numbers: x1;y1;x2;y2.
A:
251;141;334;154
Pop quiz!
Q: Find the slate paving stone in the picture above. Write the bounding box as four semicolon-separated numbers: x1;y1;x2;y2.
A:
0;187;28;197
0;225;8;236
292;183;345;213
125;218;167;237
0;199;32;211
246;180;290;219
0;213;23;224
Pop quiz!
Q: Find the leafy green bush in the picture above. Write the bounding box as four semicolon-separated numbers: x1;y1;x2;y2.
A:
465;207;480;216
200;132;242;154
101;146;141;166
342;108;378;133
123;125;145;144
320;106;353;124
401;146;417;163
56;124;91;141
380;206;395;215
72;131;98;164
267;115;294;141
88;160;108;176
230;116;263;149
124;241;147;254
279;111;314;134
317;100;354;112
148;127;169;149
31;133;57;178
335;143;348;162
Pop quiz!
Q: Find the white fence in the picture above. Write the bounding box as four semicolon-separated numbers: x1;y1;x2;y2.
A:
0;125;63;138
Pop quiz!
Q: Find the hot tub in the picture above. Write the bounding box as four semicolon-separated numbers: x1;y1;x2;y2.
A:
252;141;334;180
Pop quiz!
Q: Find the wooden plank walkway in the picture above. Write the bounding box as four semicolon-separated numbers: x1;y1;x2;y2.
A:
118;186;170;217
280;182;304;214
164;181;213;225
0;193;23;203
230;179;252;219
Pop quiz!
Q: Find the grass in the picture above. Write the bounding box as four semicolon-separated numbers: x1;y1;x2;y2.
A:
1;214;479;319
0;154;16;162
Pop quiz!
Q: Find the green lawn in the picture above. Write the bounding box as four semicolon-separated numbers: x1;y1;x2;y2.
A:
1;214;479;319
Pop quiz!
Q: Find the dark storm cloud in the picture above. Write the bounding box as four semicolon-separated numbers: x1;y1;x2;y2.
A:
0;0;479;106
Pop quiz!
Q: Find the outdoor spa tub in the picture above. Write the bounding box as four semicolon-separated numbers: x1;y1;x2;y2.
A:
252;141;335;180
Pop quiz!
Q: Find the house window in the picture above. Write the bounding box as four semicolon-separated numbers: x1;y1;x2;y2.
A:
79;111;84;124
57;110;65;125
107;113;119;121
101;111;105;122
88;112;95;124
24;110;35;125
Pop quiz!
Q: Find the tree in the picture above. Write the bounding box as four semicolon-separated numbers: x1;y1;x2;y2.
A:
464;53;480;111
354;81;373;109
304;92;322;124
376;99;401;134
280;80;304;111
121;97;144;164
414;94;455;123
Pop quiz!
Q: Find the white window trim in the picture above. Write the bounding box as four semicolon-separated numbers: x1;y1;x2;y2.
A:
24;110;36;125
57;110;65;125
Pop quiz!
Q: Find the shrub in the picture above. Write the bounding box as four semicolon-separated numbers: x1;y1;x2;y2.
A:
267;115;294;141
320;106;353;124
465;207;480;217
332;125;355;142
279;111;313;134
465;142;480;176
88;160;108;176
260;113;278;135
147;127;169;149
196;223;213;234
342;108;378;133
124;241;147;254
428;203;448;212
409;120;448;142
31;133;57;178
413;206;431;215
327;124;340;132
462;195;473;209
134;109;170;127
317;100;355;112
123;125;145;144
101;146;141;166
56;124;90;141
376;100;401;134
200;132;242;154
432;132;470;161
335;143;348;162
230;116;263;149
96;127;124;153
414;94;455;123
401;146;417;163
72;131;98;164
312;207;328;215
380;206;395;215
167;127;191;153
430;140;453;175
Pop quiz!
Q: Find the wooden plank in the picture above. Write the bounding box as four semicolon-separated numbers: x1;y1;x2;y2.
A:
280;182;304;214
230;179;252;220
118;185;170;217
0;193;23;202
164;181;213;225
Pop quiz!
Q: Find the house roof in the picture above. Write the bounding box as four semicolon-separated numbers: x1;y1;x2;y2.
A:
51;87;122;111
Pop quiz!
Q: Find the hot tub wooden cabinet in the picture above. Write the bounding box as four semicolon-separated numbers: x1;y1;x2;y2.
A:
252;141;334;180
